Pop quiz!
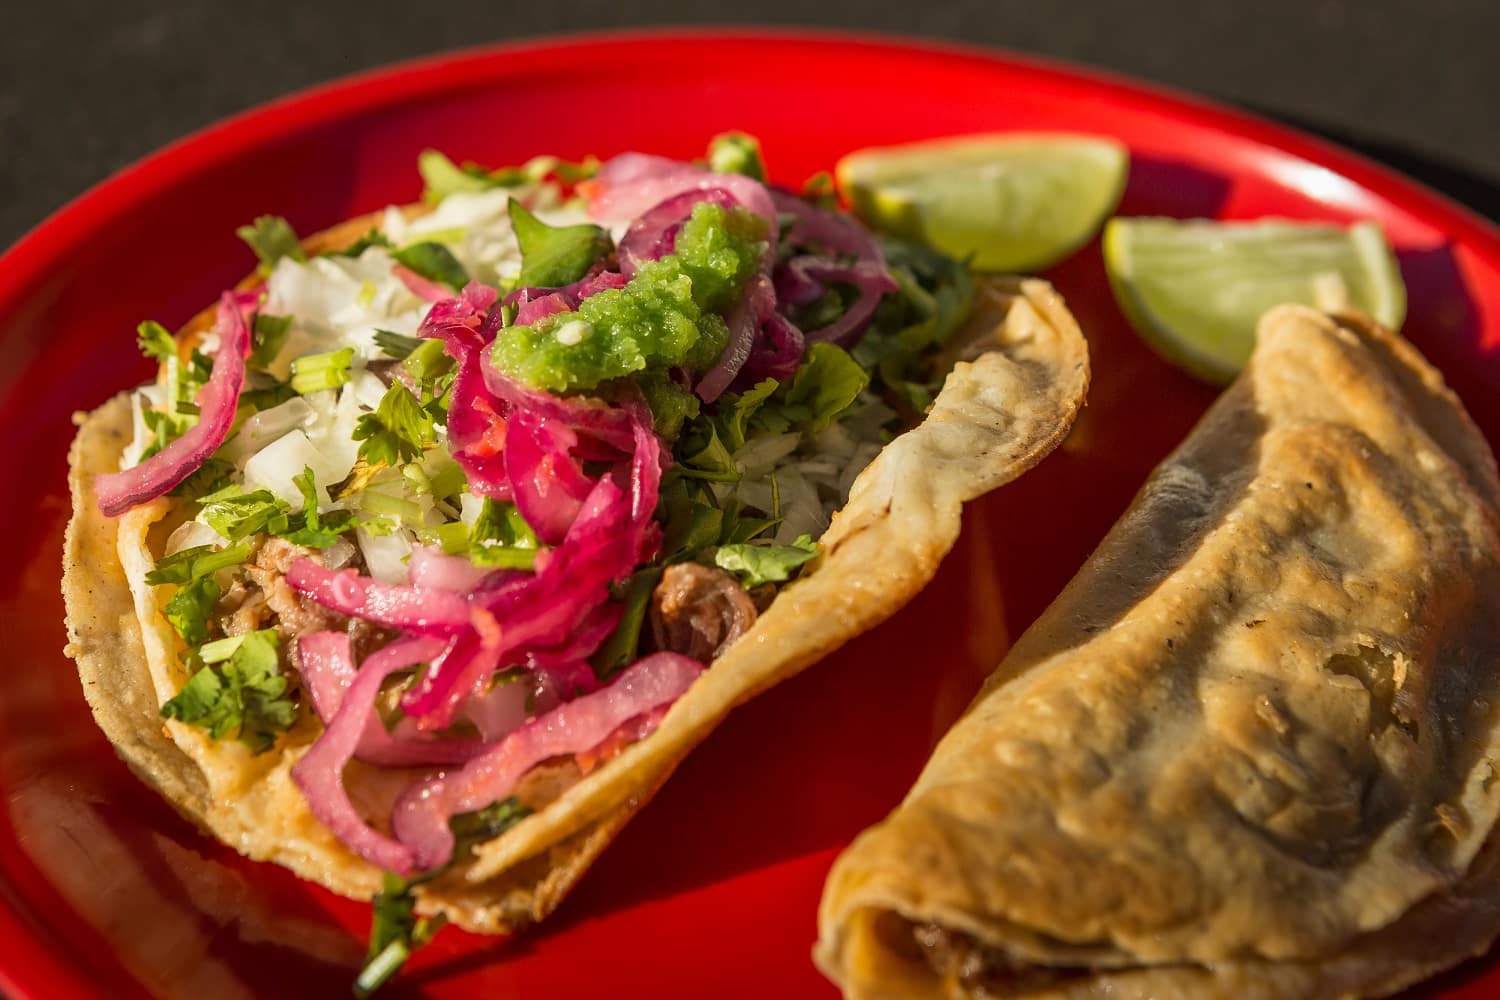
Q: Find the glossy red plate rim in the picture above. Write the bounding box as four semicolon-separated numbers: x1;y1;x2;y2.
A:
4;27;1500;1000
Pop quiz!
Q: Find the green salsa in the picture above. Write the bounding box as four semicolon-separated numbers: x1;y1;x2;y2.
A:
490;202;767;393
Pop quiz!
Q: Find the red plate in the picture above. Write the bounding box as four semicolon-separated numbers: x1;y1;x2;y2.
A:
2;29;1498;1000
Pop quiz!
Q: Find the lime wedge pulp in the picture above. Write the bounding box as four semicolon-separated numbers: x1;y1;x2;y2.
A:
836;133;1129;273
1103;217;1406;384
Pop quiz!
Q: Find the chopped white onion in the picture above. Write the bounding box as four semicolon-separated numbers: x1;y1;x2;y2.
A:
243;430;343;506
220;397;314;465
165;519;222;556
348;369;388;412
459;493;485;526
356;526;412;585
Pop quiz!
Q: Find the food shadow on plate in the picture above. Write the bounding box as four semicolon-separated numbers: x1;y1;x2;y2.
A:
1117;155;1234;219
1394;242;1499;438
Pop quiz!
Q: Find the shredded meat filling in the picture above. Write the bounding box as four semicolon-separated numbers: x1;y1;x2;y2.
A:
215;537;389;667
649;563;757;662
913;923;1090;997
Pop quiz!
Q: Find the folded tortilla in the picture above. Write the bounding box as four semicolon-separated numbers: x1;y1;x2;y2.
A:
815;306;1500;999
62;213;1090;933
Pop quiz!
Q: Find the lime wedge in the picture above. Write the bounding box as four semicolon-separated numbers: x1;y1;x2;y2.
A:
836;133;1129;273
1103;217;1406;383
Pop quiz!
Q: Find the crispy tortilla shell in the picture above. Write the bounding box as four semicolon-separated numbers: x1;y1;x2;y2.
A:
63;230;1089;931
814;306;1500;998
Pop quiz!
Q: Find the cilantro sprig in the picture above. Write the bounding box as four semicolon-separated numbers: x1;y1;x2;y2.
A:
714;534;820;588
160;629;296;754
281;468;356;548
467;498;539;569
417;150;599;204
354;383;436;467
356;797;531;996
147;541;252;648
194;469;352;548
236;215;306;275
391;242;470;291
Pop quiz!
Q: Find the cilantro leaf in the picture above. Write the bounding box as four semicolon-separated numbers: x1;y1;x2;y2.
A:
707;131;767;181
281;466;355;549
402;338;454;386
716;377;780;452
354;383;435;467
801;171;839;210
418;149;512;203
145;540;253;586
163;576;221;647
197;486;292;541
755;342;869;436
355;874;449;999
660;480;723;562
417;150;599;204
508;198;612;289
468;498;539;568
391;241;470;291
160;630;295;754
857;236;976;412
328;228;394;258
236;215;306;275
714;534;820;588
677;422;739;482
249;313;292;370
137;320;177;362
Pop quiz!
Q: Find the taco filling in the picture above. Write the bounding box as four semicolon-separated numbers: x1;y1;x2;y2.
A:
89;134;992;985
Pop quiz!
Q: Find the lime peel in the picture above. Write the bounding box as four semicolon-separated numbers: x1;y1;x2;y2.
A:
1103;216;1406;384
836;133;1129;274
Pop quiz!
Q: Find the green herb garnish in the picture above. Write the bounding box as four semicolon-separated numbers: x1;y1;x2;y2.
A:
249;314;293;370
161;629;296;753
236;215;306;275
714;534;820;588
136;320;177;362
590;567;664;680
280;467;355;549
391;241;470;291
353;382;435;467
196;486;291;541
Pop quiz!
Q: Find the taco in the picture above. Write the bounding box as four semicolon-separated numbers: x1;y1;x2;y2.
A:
814;305;1500;999
63;134;1089;989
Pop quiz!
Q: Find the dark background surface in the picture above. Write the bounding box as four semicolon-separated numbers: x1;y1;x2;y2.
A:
3;0;1499;249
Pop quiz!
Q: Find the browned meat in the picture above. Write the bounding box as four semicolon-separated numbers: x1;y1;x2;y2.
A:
912;922;1089;997
211;537;392;669
218;577;270;637
245;537;344;639
649;563;757;662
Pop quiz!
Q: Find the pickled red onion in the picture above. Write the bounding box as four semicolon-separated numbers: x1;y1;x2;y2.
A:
95;292;253;516
391;652;703;870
